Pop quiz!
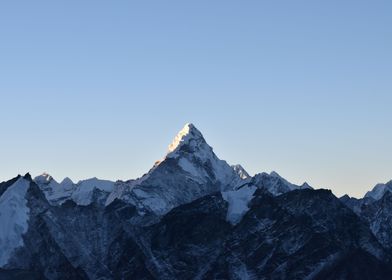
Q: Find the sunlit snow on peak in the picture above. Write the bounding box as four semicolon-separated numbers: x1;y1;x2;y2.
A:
167;123;202;153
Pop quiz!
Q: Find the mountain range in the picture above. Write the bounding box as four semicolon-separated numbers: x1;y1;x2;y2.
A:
1;123;392;279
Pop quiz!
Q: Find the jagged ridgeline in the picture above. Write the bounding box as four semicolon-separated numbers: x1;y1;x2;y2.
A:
1;123;392;280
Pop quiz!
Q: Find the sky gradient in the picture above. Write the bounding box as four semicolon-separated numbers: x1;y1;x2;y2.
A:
1;0;391;197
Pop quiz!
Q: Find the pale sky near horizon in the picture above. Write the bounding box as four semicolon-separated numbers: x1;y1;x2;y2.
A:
0;1;391;198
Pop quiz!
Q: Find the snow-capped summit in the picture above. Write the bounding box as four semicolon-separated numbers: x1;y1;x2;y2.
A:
167;123;204;155
162;123;236;185
107;123;244;214
365;180;392;200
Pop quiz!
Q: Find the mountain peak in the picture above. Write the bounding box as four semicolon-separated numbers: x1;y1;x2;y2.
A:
232;164;250;179
34;173;56;185
107;123;242;214
167;123;206;155
60;177;74;186
365;180;392;200
270;171;282;178
23;173;33;181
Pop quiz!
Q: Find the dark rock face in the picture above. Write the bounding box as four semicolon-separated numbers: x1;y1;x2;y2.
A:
340;190;392;255
339;194;375;216
0;268;45;280
358;192;392;250
313;249;392;280
200;189;390;280
146;193;231;279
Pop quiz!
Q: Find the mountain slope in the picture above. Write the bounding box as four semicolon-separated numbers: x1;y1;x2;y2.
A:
138;188;391;279
107;123;243;215
365;180;392;200
0;175;31;267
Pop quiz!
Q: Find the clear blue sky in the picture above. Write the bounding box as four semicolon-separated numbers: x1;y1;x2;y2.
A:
0;0;391;197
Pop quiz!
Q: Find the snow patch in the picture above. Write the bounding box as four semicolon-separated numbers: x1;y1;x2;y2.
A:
222;185;257;225
132;188;169;213
232;261;252;280
71;178;114;206
0;178;30;267
168;123;200;153
178;158;207;182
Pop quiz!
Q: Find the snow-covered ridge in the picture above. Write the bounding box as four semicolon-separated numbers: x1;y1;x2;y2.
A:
365;180;392;200
220;171;312;225
167;123;203;154
72;178;115;206
250;171;312;196
0;177;30;267
34;174;114;206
